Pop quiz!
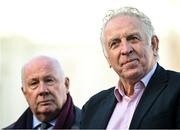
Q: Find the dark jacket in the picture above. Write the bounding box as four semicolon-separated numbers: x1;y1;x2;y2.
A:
80;64;180;129
4;106;81;129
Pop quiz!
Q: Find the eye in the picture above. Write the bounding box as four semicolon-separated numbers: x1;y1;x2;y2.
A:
29;80;38;86
28;79;38;89
44;77;56;85
108;38;121;49
127;34;141;43
31;81;38;85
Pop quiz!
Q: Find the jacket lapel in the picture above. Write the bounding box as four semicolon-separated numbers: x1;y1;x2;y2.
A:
94;89;117;129
130;64;168;128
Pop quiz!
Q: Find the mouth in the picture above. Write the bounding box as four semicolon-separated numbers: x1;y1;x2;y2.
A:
121;59;138;66
38;100;53;106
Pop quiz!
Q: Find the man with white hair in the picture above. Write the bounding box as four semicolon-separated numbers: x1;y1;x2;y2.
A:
5;56;80;129
80;6;180;129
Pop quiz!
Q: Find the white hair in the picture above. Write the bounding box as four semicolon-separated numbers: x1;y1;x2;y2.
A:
100;6;155;56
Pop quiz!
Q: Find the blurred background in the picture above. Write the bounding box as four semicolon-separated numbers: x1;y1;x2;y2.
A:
0;0;180;128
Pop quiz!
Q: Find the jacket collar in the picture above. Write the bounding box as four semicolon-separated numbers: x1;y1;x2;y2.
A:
130;64;168;128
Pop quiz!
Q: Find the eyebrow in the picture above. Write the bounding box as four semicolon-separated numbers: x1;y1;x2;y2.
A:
109;32;141;40
106;38;118;48
107;35;121;45
108;35;121;42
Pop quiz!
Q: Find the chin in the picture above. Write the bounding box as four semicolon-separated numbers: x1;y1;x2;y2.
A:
38;106;55;114
123;70;142;80
36;110;56;121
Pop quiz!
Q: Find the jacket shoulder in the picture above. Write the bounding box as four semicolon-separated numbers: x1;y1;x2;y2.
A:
166;69;180;79
71;106;81;129
3;123;15;129
154;64;180;85
83;87;115;108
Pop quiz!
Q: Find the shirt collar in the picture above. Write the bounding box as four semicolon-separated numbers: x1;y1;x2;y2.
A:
33;115;56;128
114;63;157;101
141;63;157;87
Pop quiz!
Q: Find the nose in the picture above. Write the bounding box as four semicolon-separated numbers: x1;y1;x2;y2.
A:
38;82;49;96
120;41;133;55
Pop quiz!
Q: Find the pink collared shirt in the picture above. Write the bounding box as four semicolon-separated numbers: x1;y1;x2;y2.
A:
106;63;157;130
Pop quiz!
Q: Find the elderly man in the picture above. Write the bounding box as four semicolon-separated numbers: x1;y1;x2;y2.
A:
80;7;180;129
5;56;80;129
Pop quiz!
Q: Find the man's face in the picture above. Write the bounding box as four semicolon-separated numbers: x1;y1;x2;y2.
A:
104;16;158;82
22;59;69;121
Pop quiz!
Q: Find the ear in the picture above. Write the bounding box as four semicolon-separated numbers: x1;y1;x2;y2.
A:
64;77;70;93
21;86;26;95
151;35;159;57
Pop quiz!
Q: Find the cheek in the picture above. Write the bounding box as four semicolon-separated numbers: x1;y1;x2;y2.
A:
139;48;154;69
142;48;153;61
136;45;149;60
108;51;120;63
25;93;37;110
51;87;67;107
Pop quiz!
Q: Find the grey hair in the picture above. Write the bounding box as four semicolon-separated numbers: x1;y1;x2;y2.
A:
100;6;155;56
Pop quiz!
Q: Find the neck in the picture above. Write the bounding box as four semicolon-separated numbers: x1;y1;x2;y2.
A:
35;109;60;122
120;79;138;97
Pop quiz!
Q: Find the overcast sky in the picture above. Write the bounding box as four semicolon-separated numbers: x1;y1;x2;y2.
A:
0;0;179;44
